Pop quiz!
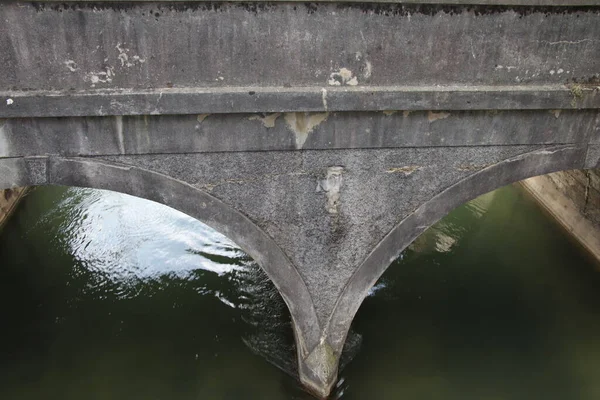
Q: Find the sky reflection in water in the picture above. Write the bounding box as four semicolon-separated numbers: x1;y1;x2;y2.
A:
1;184;600;399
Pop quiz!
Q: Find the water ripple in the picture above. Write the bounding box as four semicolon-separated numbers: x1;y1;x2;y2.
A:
39;187;250;300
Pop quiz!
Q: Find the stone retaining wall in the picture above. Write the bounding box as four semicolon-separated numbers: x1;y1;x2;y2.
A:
0;187;28;229
520;170;600;261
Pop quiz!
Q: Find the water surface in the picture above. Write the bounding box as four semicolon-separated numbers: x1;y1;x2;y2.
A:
1;184;599;399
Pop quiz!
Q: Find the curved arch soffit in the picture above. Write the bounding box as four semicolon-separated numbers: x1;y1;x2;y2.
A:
0;156;320;353
326;144;588;350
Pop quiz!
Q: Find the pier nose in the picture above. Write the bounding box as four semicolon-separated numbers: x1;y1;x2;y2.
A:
298;341;340;399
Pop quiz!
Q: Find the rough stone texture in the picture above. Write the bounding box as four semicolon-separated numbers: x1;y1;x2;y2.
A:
29;1;600;5
532;169;600;228
548;170;600;224
0;157;47;188
520;170;600;260
100;145;541;323
2;86;600;118
0;187;28;229
1;110;599;158
1;1;600;397
1;3;599;91
325;144;587;350
0;145;589;398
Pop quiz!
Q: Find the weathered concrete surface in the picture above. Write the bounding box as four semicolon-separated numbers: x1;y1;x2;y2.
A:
28;1;600;5
1;110;599;156
2;86;600;118
520;170;600;261
99;146;547;322
0;145;591;397
0;187;28;229
2;3;599;91
1;1;600;398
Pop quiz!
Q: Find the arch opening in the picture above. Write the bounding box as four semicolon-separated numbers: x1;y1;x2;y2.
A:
0;183;316;398
332;177;600;399
0;156;322;387
328;145;589;351
2;144;596;398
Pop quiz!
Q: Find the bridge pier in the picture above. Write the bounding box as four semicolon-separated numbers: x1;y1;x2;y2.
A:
298;341;339;399
2;146;593;399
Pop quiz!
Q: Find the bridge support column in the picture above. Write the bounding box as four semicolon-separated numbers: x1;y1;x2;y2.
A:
298;340;339;399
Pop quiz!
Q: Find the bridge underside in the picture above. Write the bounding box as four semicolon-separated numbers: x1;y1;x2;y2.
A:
1;1;600;397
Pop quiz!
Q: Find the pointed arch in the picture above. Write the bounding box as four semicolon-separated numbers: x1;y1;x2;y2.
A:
326;145;588;350
0;155;321;356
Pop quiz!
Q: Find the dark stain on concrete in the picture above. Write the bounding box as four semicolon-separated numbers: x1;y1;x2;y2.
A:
28;2;600;16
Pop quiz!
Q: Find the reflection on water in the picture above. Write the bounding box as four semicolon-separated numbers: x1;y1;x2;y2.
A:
0;186;306;400
342;187;600;400
1;184;600;399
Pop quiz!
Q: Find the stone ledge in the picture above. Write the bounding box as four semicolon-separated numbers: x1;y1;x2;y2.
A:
2;85;598;118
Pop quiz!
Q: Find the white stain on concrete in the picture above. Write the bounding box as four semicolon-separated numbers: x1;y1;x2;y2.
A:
363;60;373;79
5;99;13;106
316;166;344;214
115;115;125;154
284;112;329;149
64;60;79;72
86;66;115;87
538;39;599;46
116;43;145;68
387;166;421;176
249;113;281;128
355;52;373;79
0;120;10;157
495;65;517;71
535;148;566;156
328;68;358;86
321;88;328;110
117;43;129;67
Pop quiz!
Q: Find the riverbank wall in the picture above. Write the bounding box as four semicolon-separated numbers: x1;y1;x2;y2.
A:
519;170;600;261
0;187;29;229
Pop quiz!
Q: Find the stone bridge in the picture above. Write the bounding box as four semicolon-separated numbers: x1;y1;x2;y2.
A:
1;1;599;397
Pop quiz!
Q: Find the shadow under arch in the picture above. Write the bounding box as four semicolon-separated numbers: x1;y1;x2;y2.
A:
326;144;589;350
0;156;320;358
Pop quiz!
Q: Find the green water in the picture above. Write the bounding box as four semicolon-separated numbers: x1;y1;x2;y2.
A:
1;184;600;399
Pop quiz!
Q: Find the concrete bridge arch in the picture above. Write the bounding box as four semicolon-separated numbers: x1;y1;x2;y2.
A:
1;143;595;398
325;144;588;353
0;155;322;378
